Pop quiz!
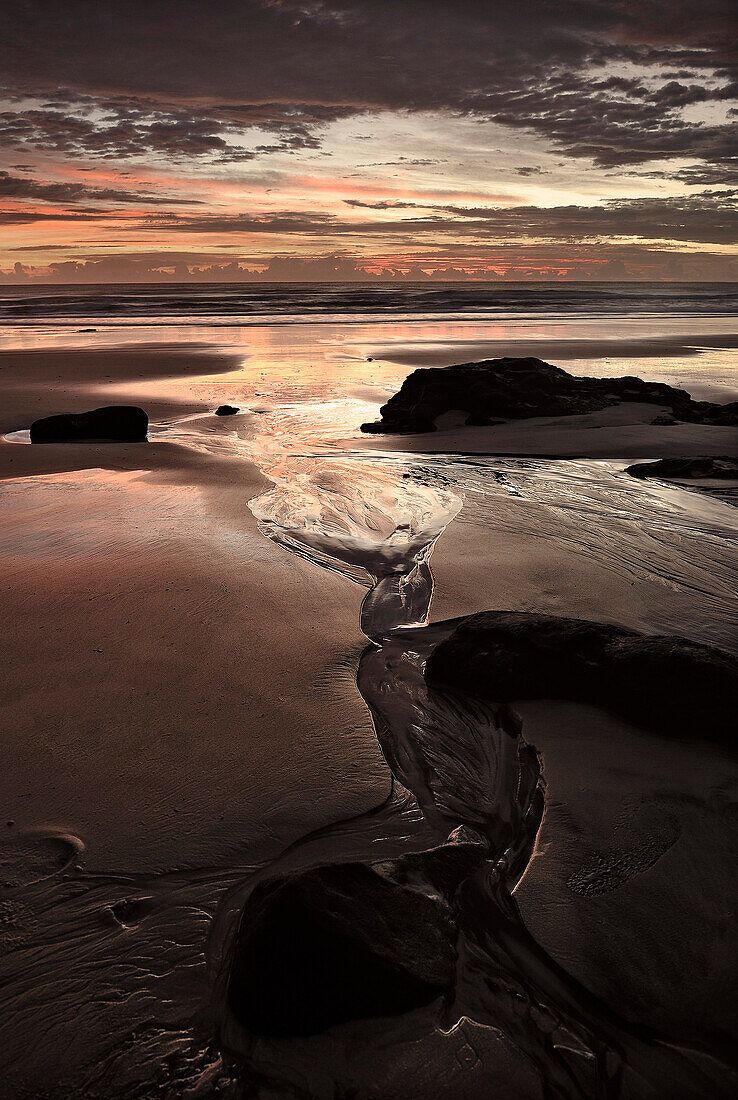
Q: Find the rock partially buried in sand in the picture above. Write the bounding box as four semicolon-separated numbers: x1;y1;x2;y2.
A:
425;611;738;742
227;851;470;1038
360;357;738;433
625;456;738;481
215;404;239;416
30;405;148;443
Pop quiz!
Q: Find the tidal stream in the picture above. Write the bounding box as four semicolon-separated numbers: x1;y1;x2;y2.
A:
205;426;737;1099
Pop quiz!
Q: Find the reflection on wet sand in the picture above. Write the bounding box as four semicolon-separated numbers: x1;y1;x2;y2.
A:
0;323;736;1096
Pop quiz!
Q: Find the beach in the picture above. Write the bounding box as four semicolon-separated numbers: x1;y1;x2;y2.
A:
0;284;736;1097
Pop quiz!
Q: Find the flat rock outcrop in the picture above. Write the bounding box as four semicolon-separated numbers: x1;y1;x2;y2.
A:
30;405;148;443
360;357;738;433
425;611;737;741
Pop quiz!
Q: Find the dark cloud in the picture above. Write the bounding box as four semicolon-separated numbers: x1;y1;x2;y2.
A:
5;184;734;246
630;157;738;185
0;1;735;170
425;192;738;245
342;200;420;211
0;99;359;162
468;73;738;169
0;108;262;162
355;159;448;168
0;209;106;225
0;171;200;205
493;191;738;245
142;211;340;234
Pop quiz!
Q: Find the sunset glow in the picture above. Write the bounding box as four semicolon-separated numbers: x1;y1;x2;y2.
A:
1;1;736;283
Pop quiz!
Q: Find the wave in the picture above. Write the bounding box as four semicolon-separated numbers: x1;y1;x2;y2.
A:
1;280;737;323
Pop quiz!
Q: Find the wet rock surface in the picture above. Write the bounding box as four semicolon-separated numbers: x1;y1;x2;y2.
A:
227;851;472;1038
425;611;738;742
30;405;148;443
625;456;738;480
360;357;738;433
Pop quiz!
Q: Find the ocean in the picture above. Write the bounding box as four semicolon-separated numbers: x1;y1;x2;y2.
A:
1;280;737;325
2;281;736;412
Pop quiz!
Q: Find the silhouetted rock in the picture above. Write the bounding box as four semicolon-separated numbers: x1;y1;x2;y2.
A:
30;405;148;443
215;404;239;416
360;357;738;433
227;849;474;1038
425;611;737;741
625;457;738;480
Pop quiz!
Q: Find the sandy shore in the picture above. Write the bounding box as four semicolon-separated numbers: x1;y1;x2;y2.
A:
0;343;399;1091
425;457;738;650
1;348;390;876
1;340;736;1096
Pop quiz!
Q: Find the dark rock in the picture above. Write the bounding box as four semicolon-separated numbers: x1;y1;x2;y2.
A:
215;405;239;416
360;357;738;433
425;611;737;741
228;853;462;1038
625;457;738;481
30;406;148;443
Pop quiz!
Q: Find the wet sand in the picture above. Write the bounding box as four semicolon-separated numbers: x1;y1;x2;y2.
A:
0;346;392;1092
372;331;738;367
1;347;389;875
1;336;736;1096
0;345;251;435
426;457;738;651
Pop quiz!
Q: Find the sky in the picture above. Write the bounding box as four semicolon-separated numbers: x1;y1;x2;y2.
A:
0;0;736;282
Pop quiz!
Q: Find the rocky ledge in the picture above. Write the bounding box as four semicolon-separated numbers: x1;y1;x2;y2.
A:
425;611;737;742
360;357;738;434
30;405;148;443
